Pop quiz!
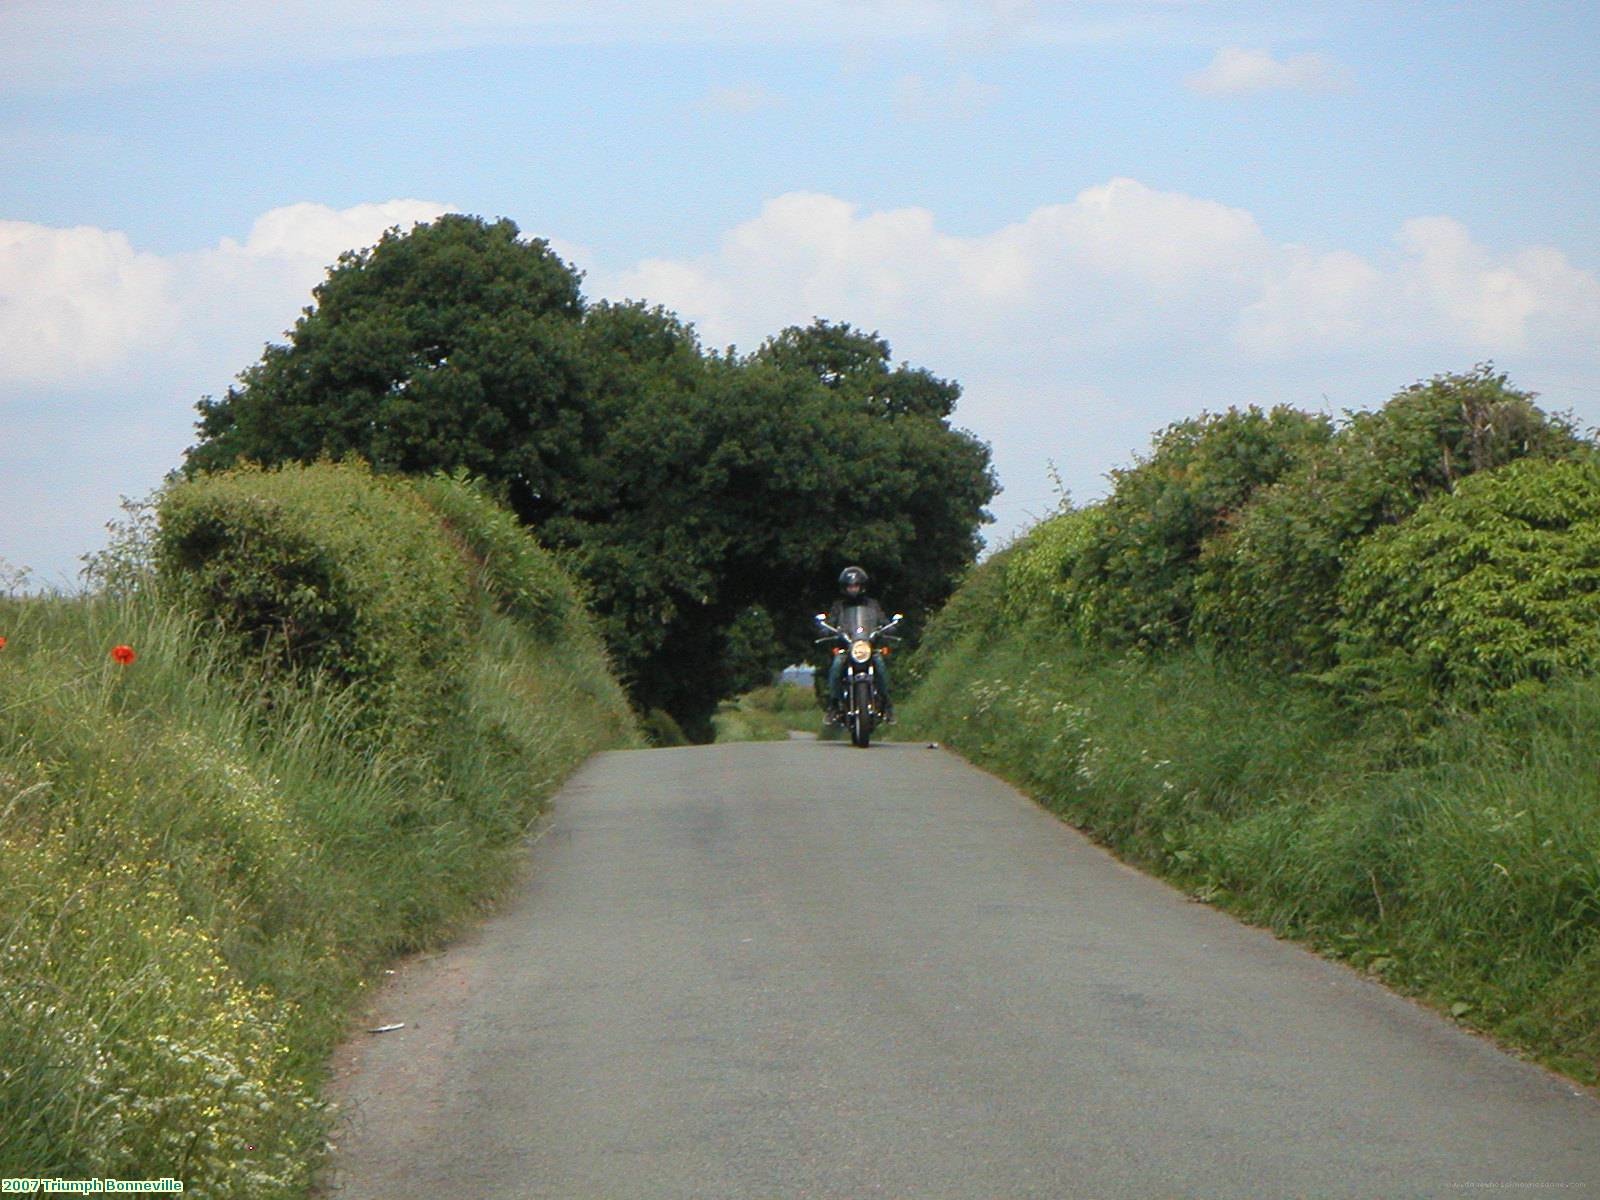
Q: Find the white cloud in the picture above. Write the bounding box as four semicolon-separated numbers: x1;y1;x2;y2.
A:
218;199;449;264
595;180;1599;366
1186;46;1353;96
1013;178;1266;289
7;186;1591;395
0;200;448;390
1237;219;1600;356
600;179;1274;351
1236;249;1381;353
1395;216;1600;350
174;199;452;380
0;221;176;383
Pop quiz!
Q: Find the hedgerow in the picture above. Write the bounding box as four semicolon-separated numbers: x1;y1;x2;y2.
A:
1000;504;1107;639
1193;367;1581;669
413;470;577;638
1331;456;1600;706
1;466;637;1187
1068;406;1330;649
908;543;1016;671
902;364;1600;1087
158;460;471;735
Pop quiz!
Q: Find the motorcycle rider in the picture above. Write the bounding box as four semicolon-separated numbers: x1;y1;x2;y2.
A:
822;565;894;723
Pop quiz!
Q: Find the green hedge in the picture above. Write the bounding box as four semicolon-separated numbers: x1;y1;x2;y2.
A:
413;471;578;638
1000;505;1106;639
1193;368;1579;669
157;461;471;733
3;466;637;1190
1332;457;1600;705
907;543;1015;674
1069;406;1330;649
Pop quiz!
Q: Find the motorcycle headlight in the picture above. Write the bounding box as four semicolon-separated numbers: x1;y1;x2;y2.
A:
850;639;873;663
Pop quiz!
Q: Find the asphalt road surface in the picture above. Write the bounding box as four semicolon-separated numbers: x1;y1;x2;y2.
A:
327;740;1600;1198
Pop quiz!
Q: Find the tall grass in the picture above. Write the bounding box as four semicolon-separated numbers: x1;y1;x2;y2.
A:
0;585;637;1190
901;626;1600;1085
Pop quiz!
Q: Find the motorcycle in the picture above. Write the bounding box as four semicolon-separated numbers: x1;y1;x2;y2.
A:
814;608;903;748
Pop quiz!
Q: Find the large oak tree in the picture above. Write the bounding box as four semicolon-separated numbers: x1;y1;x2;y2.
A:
188;215;996;737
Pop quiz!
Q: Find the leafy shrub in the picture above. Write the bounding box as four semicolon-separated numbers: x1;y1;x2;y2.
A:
1001;504;1108;638
1331;457;1600;706
79;493;163;596
906;544;1016;674
640;707;689;747
1068;407;1331;648
413;471;577;637
1194;367;1581;669
741;684;814;715
711;684;821;742
157;461;471;733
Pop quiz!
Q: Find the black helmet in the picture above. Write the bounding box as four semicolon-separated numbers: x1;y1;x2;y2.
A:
838;565;869;599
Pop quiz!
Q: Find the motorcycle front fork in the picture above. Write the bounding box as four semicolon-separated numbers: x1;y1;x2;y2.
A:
839;669;880;715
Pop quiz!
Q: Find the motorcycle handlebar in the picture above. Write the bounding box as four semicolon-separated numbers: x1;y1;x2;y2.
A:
815;612;905;638
814;624;901;641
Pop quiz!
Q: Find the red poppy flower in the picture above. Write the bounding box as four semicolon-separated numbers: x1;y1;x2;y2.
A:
0;636;7;651
111;644;136;665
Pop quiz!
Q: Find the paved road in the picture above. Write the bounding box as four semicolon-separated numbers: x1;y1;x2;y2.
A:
327;741;1600;1198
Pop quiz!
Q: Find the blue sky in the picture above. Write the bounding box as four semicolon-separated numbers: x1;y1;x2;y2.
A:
3;0;1598;586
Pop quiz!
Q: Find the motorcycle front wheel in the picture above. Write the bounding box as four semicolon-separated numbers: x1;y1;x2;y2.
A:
850;678;874;748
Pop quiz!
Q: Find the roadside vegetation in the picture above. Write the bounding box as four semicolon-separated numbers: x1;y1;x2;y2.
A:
712;683;823;742
2;209;996;1188
900;367;1600;1086
0;462;637;1191
186;214;996;739
8;199;1591;1193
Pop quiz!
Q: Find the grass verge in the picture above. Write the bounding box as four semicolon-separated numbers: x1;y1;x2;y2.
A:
900;625;1600;1087
0;580;636;1192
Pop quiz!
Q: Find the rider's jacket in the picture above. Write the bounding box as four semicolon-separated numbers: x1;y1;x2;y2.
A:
828;596;887;636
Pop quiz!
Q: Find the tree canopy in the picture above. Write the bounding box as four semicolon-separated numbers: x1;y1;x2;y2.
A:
187;215;997;737
190;215;591;523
